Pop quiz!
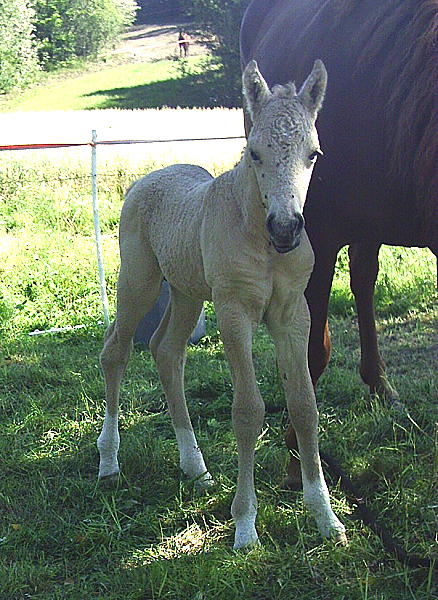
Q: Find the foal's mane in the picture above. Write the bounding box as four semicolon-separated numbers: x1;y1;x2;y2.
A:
335;0;438;240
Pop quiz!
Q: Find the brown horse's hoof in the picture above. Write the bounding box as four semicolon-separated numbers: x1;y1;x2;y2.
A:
281;473;303;491
371;382;404;412
368;372;403;408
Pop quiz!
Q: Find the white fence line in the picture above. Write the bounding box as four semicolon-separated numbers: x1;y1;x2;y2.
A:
1;130;245;329
91;130;110;327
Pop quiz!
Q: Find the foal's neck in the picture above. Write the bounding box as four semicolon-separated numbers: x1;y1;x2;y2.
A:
233;149;267;237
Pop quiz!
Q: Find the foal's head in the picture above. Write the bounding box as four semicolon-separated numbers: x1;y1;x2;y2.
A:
243;59;327;253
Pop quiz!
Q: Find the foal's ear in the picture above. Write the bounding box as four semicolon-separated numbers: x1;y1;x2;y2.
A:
242;60;271;120
298;59;327;115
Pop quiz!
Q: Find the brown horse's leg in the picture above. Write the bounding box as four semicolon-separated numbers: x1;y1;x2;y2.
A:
283;241;339;489
348;242;399;402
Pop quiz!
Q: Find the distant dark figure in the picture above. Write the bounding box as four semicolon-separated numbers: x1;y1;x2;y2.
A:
178;30;190;57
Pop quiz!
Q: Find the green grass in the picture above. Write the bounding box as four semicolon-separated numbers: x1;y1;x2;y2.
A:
0;57;210;112
0;157;436;599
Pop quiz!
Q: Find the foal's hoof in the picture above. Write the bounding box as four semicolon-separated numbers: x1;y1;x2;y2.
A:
233;526;260;551
193;471;215;493
321;523;348;546
332;529;348;546
98;471;120;488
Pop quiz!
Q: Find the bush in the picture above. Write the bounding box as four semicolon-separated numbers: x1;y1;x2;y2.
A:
0;0;40;93
33;0;139;68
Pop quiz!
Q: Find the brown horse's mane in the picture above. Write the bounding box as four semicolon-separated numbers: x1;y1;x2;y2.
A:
334;0;438;242
243;0;437;244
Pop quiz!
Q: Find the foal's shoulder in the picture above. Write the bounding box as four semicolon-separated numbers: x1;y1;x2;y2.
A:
138;163;213;191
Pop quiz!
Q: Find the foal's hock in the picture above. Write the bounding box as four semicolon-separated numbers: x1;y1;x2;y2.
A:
97;60;346;549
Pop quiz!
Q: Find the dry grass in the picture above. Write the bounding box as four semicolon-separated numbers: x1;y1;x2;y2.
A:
5;108;246;170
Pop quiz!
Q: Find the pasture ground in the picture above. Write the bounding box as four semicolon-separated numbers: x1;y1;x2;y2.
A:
0;57;213;112
0;145;436;599
1;23;437;596
0;21;213;113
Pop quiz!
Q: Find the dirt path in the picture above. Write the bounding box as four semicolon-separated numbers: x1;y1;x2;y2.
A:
110;22;207;64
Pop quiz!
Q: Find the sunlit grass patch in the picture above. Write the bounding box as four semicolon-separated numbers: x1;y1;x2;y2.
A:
0;57;206;112
330;246;436;317
0;130;436;599
123;520;229;569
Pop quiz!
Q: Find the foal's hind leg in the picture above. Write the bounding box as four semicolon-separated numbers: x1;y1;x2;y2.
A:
98;249;162;480
152;286;213;487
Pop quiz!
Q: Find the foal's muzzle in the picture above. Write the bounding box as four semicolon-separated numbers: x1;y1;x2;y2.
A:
266;212;304;253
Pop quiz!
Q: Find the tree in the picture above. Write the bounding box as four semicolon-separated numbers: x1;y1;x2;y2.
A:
33;0;138;68
0;0;40;93
135;0;184;24
181;0;250;106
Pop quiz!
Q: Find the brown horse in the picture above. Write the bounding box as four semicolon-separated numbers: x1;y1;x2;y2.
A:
178;30;190;57
240;0;438;486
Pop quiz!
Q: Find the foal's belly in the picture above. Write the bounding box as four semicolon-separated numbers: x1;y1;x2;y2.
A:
160;256;213;301
150;221;213;301
147;174;214;301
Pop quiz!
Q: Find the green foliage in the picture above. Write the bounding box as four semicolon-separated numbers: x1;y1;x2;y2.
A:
135;0;184;23
33;0;138;68
0;0;40;93
182;0;251;106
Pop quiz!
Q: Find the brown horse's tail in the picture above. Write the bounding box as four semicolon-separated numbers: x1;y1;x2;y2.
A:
319;450;435;570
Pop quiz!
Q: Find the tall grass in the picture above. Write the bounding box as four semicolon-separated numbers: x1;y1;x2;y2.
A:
0;151;434;333
0;147;436;599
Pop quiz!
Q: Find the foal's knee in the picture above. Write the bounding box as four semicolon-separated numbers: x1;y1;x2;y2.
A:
103;321;116;343
232;387;265;438
154;340;185;380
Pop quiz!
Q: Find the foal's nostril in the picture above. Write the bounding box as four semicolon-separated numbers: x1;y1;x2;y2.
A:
266;213;275;235
266;211;304;253
290;213;304;236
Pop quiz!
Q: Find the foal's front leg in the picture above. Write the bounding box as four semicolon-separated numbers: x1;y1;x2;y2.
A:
265;295;347;543
214;296;265;549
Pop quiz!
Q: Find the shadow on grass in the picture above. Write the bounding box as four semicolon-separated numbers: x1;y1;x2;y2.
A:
127;26;179;41
83;68;240;110
0;311;436;597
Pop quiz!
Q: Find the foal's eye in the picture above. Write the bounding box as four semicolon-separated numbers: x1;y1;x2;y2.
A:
308;149;323;162
250;149;261;162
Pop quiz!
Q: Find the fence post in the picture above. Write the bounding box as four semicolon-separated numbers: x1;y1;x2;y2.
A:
91;129;110;327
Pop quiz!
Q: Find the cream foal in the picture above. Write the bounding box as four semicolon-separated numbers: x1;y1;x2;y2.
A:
97;60;347;549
